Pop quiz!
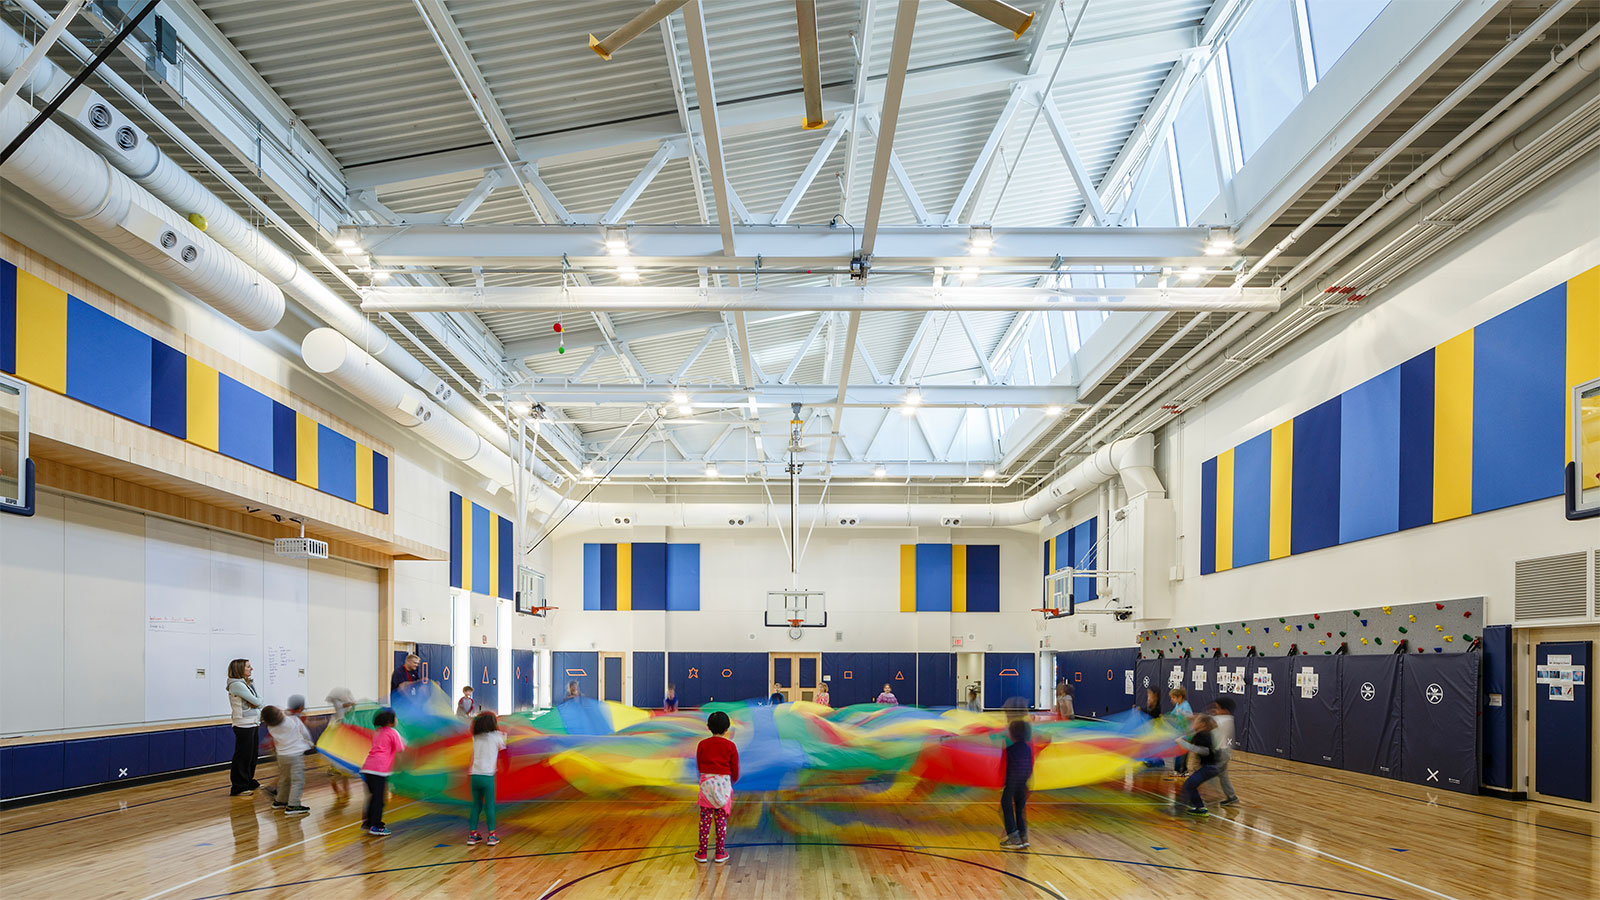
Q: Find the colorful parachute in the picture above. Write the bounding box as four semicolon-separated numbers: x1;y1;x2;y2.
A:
316;685;1178;805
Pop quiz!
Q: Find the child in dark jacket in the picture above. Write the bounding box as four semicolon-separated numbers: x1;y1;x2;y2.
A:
1176;714;1219;816
695;711;740;864
1000;719;1033;849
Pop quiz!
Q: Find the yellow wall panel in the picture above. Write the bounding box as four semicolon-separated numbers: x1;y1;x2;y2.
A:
616;542;632;611
1568;266;1600;489
460;493;473;593
487;514;500;599
951;544;967;613
355;445;374;508
185;358;219;452
14;270;67;393
1215;449;1235;572
899;544;916;612
1268;421;1294;559
1433;330;1475;521
295;414;319;489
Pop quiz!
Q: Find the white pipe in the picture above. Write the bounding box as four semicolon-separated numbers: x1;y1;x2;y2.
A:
0;97;284;331
0;0;84;112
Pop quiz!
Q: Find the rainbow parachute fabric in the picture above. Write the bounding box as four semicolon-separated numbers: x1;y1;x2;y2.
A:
316;684;1179;805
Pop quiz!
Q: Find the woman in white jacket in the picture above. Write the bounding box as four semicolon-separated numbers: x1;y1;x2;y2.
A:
226;659;264;796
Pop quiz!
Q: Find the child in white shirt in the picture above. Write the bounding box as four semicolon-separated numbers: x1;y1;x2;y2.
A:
467;711;507;846
261;705;313;814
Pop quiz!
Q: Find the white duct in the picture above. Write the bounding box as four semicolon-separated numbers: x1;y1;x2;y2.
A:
0;97;284;330
303;329;514;490
534;434;1161;529
0;20;560;485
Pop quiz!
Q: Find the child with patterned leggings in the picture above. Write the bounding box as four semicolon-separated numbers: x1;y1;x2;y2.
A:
694;711;740;864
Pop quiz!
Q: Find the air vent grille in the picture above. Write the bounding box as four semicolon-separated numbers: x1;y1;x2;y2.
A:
159;230;178;249
87;103;112;129
1513;552;1587;620
115;126;138;150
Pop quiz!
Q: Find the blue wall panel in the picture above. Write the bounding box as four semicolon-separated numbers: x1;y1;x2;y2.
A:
583;543;600;610
470;503;490;596
512;649;535;710
371;452;389;514
823;653;875;707
450;497;464;591
1200;457;1218;574
270;401;298;480
149;339;187;439
1072;520;1097;603
633;651;666;708
983;652;1035;709
66;298;151;426
497;516;513;600
631;542;668;610
553;651;599;701
1397;350;1435;531
217;375;275;471
666;543;700;610
1232;431;1273;566
1481;624;1513;790
1;743;63;798
0;260;14;375
1291;396;1342;554
914;544;952;612
184;727;216;770
316;425;358;501
599;543;617;610
966;544;1001;612
917;652;956;706
1472;284;1566;513
104;733;149;782
147;730;184;776
470;645;498;712
1339;368;1401;543
60;738;110;790
415;641;454;698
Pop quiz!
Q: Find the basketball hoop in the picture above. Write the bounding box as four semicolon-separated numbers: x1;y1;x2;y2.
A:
1032;607;1071;620
787;618;805;628
524;605;558;618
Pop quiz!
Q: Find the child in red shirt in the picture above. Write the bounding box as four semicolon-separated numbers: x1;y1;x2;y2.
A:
694;711;740;864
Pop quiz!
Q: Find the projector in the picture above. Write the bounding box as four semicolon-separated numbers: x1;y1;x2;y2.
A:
275;537;329;560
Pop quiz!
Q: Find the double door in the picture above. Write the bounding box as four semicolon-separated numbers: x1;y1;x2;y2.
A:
769;653;822;702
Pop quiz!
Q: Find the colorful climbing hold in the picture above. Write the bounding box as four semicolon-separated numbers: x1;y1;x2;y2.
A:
1463;611;1472;618
1444;635;1454;643
1398;626;1408;634
1273;642;1280;648
1313;613;1320;620
1435;603;1444;610
1318;639;1326;645
1361;638;1369;645
1382;606;1391;614
1360;619;1369;627
1339;631;1346;637
1436;625;1443;632
1408;615;1416;623
1278;618;1285;623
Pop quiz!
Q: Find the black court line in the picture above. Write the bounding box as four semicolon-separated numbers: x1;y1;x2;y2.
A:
1231;758;1599;840
0;784;230;836
176;839;1402;900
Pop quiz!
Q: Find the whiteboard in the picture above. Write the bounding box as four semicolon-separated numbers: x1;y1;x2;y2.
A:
145;517;216;722
262;555;309;703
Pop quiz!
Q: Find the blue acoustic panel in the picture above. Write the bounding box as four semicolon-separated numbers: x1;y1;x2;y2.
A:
316;425;358;501
599;543;617;611
666;543;700;610
965;544;1000;612
823;652;872;707
149;339;187;438
103;733;148;782
1472;285;1566;512
583;543;601;610
450;494;464;590
917;652;956;706
1135;659;1165;716
512;649;536;710
1244;658;1292;757
1200;457;1218;575
601;653;623;703
416;641;455;698
1481;624;1513;790
983;652;1034;709
471;503;490;596
1;742;64;798
185;727;217;769
1232;431;1273;567
798;657;817;689
633;651;665;708
270;401;297;480
773;657;792;688
471;645;499;711
371;452;389;514
1400;654;1479;793
915;544;952;611
497;516;513;599
217;374;274;471
1288;656;1342;769
147;730;185;774
1534;641;1591;802
1340;654;1402;779
1184;659;1219;723
630;542;668;610
1397;350;1435;530
213;725;236;765
1339;368;1401;543
553;651;598;701
1291;396;1342;554
0;259;15;374
65;297;152;426
1072;520;1097;603
668;652;706;708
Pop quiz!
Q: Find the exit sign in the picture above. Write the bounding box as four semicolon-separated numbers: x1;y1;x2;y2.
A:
952;636;963;647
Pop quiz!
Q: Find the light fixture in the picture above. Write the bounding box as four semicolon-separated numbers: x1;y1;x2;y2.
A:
958;266;981;282
581;464;595;478
617;265;640;282
371;269;392;283
904;388;922;406
1044;405;1061;416
982;466;997;480
1179;266;1205;284
968;225;994;256
1204;226;1235;256
604;226;629;256
874;464;887;478
900;404;918;417
334;226;360;251
672;391;688;405
704;463;718;477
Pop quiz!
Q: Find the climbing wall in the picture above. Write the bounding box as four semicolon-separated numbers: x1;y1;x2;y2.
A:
1137;597;1484;659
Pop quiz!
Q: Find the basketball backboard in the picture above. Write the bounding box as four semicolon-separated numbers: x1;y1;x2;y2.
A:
765;589;826;629
0;374;30;515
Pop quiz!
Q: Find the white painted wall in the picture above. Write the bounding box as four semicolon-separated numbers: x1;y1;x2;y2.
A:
0;491;379;737
1053;145;1600;654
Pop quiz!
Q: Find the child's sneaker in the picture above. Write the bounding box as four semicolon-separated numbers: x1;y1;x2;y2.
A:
467;832;481;845
694;852;708;863
1014;838;1030;849
486;832;499;846
270;800;286;809
368;826;391;836
1221;797;1241;807
999;834;1021;849
1186;806;1210;817
285;805;310;816
714;851;730;864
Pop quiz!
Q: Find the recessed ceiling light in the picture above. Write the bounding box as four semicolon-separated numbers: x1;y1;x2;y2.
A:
704;463;718;477
581;465;594;478
982;466;997;480
1044;405;1061;416
874;464;887;478
617;265;640;282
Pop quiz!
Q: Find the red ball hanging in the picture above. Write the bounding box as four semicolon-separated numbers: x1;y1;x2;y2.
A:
553;322;563;333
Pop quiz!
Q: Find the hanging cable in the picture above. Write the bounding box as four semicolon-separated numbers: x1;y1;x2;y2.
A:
527;409;662;554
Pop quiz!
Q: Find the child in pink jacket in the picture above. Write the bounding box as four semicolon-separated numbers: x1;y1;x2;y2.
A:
360;708;405;836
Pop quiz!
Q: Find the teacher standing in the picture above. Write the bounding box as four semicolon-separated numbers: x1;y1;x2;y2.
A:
225;658;263;796
391;653;421;697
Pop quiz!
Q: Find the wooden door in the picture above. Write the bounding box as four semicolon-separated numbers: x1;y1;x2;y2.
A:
769;653;822;702
599;652;624;703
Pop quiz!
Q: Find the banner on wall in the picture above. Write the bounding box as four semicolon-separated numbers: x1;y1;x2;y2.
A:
1289;655;1342;769
1340;654;1402;778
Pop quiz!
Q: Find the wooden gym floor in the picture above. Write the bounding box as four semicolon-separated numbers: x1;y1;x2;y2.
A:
1;753;1594;899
